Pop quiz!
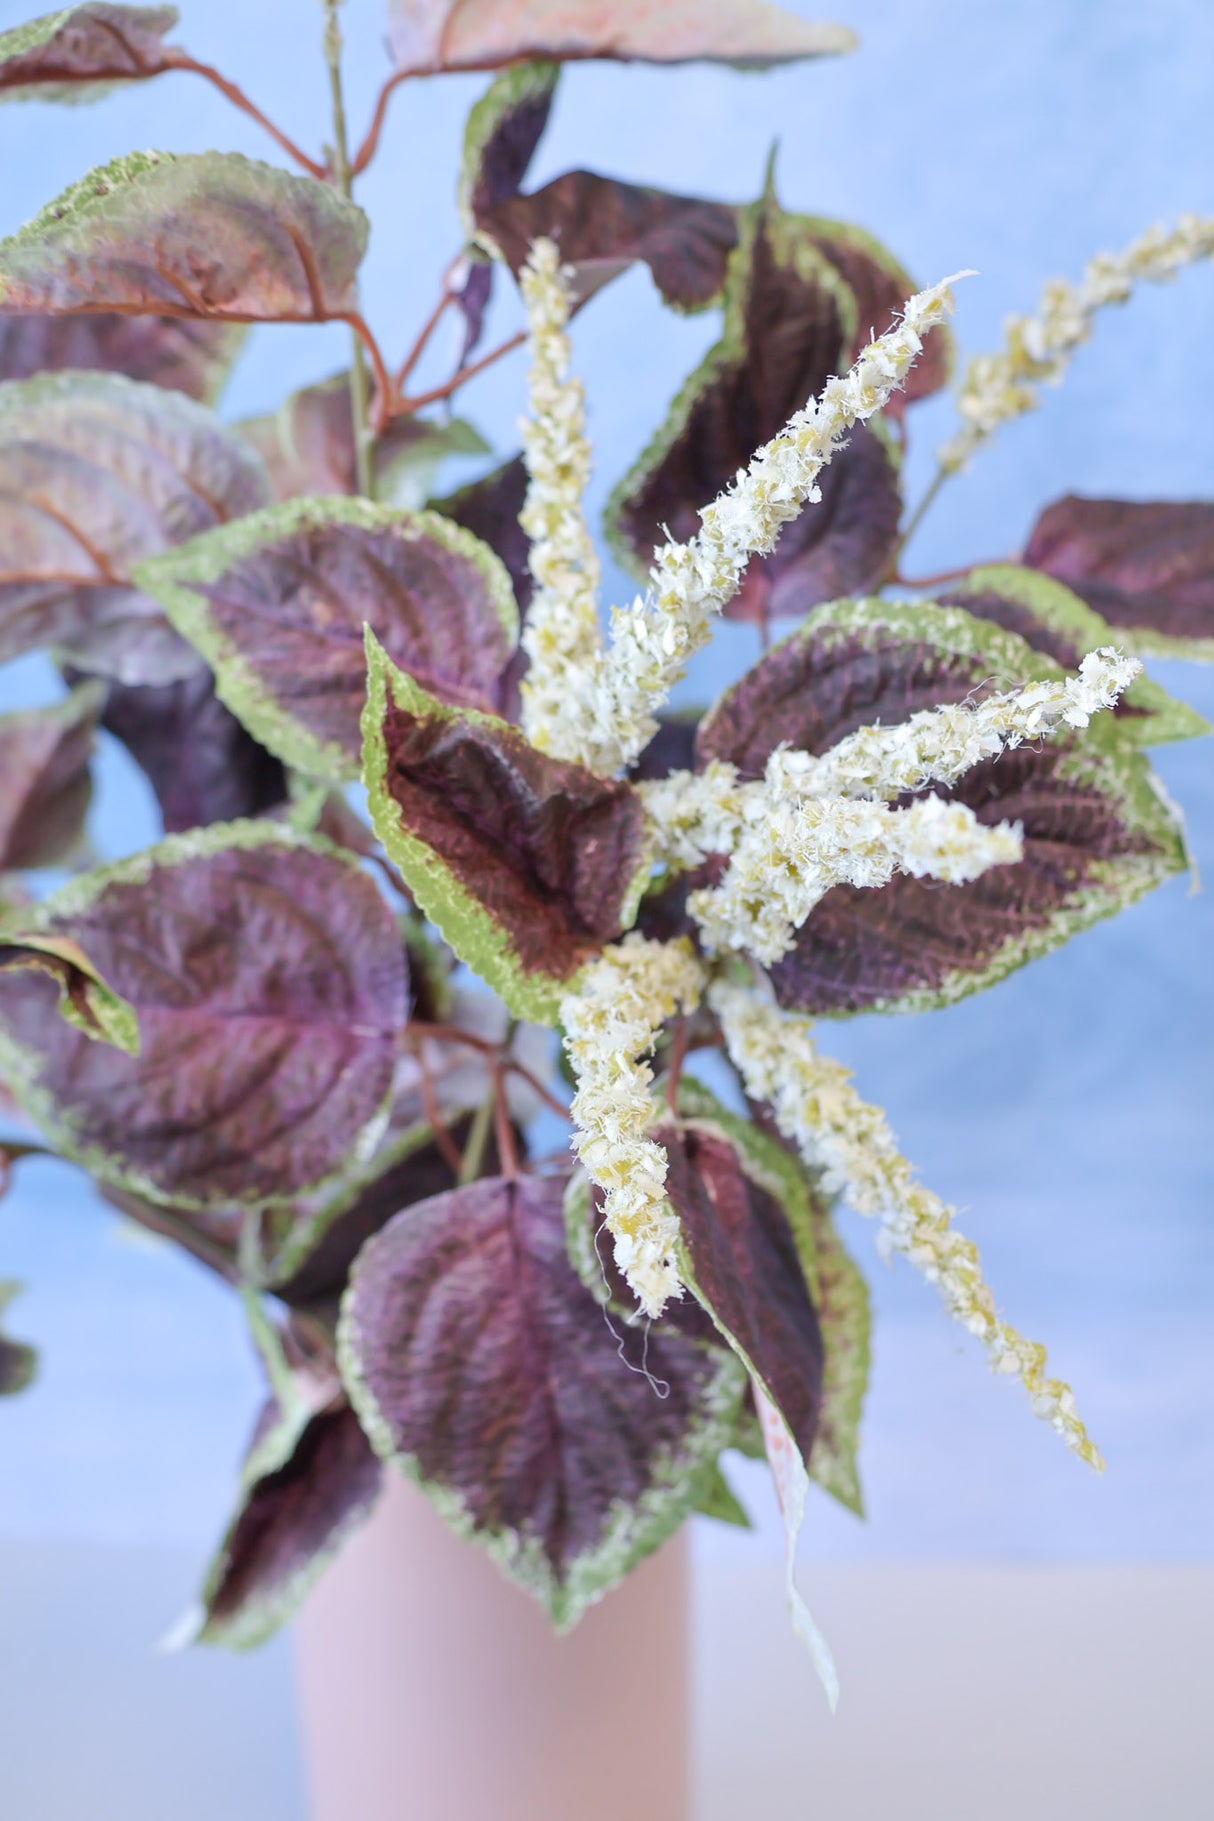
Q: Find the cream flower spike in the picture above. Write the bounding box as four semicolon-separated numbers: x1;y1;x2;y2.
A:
940;212;1214;473
518;239;605;754
711;978;1104;1469
561;936;705;1317
522;269;969;775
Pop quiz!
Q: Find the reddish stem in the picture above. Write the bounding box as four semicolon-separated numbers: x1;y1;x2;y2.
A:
415;1044;466;1179
166;54;327;179
405;1021;570;1122
894;561;1010;591
395;329;526;415
341;313;395;430
394;289;457;395
492;1065;522;1179
350;70;410;177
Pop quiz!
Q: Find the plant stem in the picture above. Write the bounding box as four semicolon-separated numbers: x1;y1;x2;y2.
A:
458;1093;496;1186
322;1;376;499
397;329;526;415
896;464;949;560
351;70;409;176
167;54;327;178
395;288;457;395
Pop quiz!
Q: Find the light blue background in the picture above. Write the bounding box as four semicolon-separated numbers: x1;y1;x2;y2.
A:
0;0;1211;1573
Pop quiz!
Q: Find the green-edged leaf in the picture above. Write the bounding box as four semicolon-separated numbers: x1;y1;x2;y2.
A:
362;635;652;1024
1023;495;1214;660
238;375;487;505
0;151;367;324
943;564;1209;745
694;1460;751;1527
480;172;740;313
0;683;102;871
0;370;271;683
389;0;855;74
458;60;559;238
135;498;519;781
671;1077;867;1511
339;1171;745;1628
606;194;903;624
0;1281;37;1396
0;5;178;103
698;598;1188;1013
0;313;245;404
0;822;408;1205
194;1395;382;1650
432;453;532;615
88;669;287;834
797;215;952;411
0;927;138;1050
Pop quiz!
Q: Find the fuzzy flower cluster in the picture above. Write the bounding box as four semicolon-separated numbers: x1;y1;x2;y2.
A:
517;239;605;756
560;936;704;1318
940;212;1214;472
521;270;966;776
711;978;1104;1468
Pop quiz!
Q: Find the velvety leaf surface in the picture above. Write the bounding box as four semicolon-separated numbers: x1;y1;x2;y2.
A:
0;4;178;101
136;498;519;780
1023;495;1214;658
364;640;651;1023
458;60;559;235
0;1281;37;1395
0;313;244;403
91;669;288;833
607;198;902;622
0;370;271;683
197;1397;383;1649
238;376;486;504
481;172;740;312
432;454;532;615
0;824;408;1204
700;599;1187;1013
0;684;102;871
655;1116;823;1463
389;0;855;74
0;151;367;324
942;564;1209;746
339;1171;744;1626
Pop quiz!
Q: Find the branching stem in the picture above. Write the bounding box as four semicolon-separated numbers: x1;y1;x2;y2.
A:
351;70;409;176
396;329;526;415
322;2;376;498
166;54;327;179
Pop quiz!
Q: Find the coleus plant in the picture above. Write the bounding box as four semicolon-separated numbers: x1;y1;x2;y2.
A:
0;0;1211;1698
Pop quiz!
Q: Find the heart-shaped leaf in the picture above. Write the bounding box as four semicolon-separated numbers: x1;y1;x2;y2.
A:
606;196;903;623
135;498;519;781
389;0;855;75
0;683;102;872
339;1171;745;1626
238;376;487;504
0;313;245;404
0;370;271;683
0;151;367;324
195;1395;383;1650
363;636;652;1023
1023;495;1214;659
0;5;178;102
91;669;288;833
479;172;741;313
699;599;1188;1013
942;564;1208;746
0;1282;37;1395
0;823;408;1206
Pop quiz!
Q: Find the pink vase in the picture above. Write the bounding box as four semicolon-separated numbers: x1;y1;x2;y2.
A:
295;1472;691;1821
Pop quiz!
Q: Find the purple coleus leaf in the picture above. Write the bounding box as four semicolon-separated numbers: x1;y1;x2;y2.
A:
0;824;408;1205
338;1170;745;1626
941;565;1208;747
0;313;245;404
0;1281;37;1396
480;172;741;313
363;635;652;1024
432;453;533;615
0;150;367;325
194;1394;383;1650
388;0;855;76
697;598;1188;1014
0;4;179;101
238;375;487;504
89;669;288;834
1023;495;1214;659
799;216;952;415
0;370;271;684
133;497;520;782
0;683;102;871
606;193;903;625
